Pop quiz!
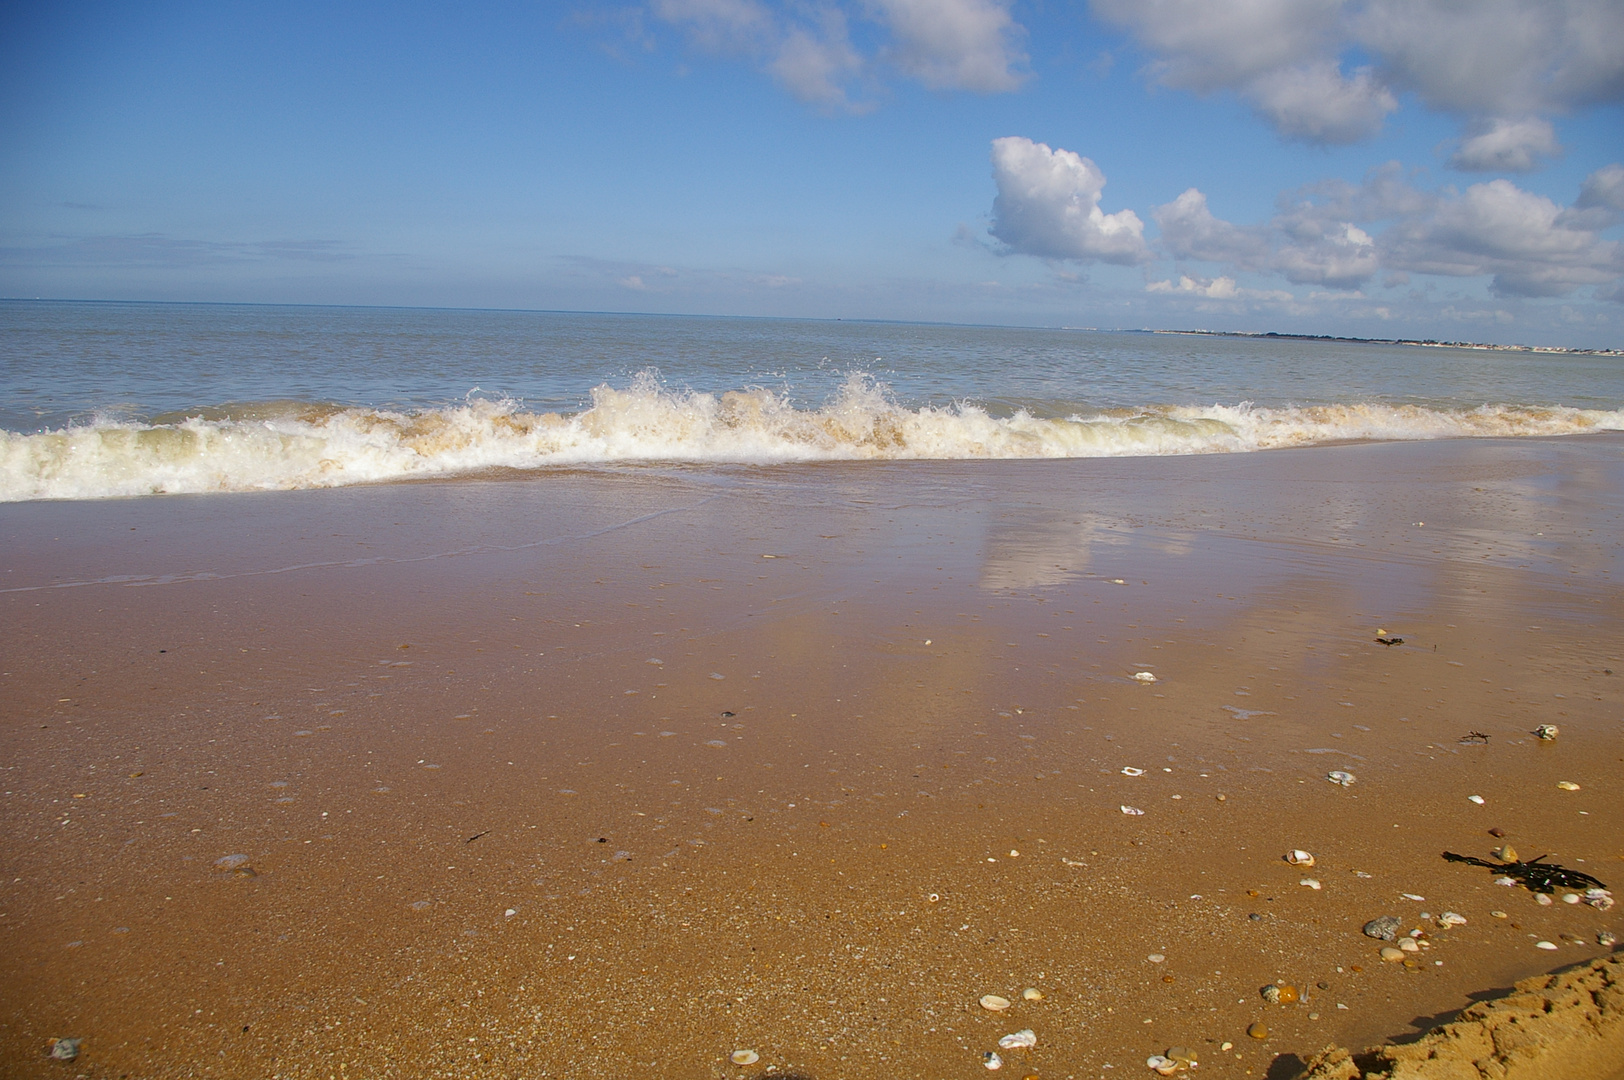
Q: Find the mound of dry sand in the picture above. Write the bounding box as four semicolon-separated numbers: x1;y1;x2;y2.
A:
1301;953;1624;1080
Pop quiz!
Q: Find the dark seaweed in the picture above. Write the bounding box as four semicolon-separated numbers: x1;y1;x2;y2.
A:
1442;851;1606;893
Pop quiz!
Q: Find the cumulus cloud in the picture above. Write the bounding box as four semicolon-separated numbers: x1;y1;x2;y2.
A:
648;0;1025;106
1151;163;1624;300
1381;177;1622;297
1092;0;1624;150
987;137;1151;264
870;0;1027;91
1450;118;1562;172
1146;274;1292;301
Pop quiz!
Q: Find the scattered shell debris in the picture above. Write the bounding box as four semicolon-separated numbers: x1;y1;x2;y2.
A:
1437;912;1467;928
1326;770;1356;787
980;995;1012;1012
729;1050;760;1065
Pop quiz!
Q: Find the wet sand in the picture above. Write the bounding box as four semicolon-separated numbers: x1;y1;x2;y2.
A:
2;436;1621;1079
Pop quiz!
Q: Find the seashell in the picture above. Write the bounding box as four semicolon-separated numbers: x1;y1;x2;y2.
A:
1402;893;1425;901
1221;1042;1234;1051
1247;1022;1269;1039
1147;953;1166;963
1563;893;1581;904
1534;724;1559;740
49;1038;81;1062
1166;1046;1197;1064
1364;916;1401;940
1021;987;1044;1001
1147;1056;1180;1076
1557;781;1580;791
1121;767;1145;776
1536;941;1558;950
1380;946;1405;962
998;1029;1037;1050
1495;876;1517;886
1490;910;1508;919
980;995;1012;1011
1300;878;1322;890
1399;938;1420;953
1285;850;1315;867
1491;845;1519;864
729;1050;760;1065
1437;912;1467;928
1121;805;1145;816
1259;984;1285;1004
983;1051;1004;1070
1467;795;1485;805
1132;672;1157;683
1584;889;1614;911
1598;930;1617;947
1536;893;1554;906
1326;770;1356;787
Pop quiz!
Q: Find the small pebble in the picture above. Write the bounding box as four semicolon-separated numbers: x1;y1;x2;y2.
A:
49;1038;81;1062
1599;931;1617;947
1380;947;1405;962
1491;910;1508;919
1468;795;1485;805
1364;916;1401;941
1562;893;1581;905
729;1050;760;1065
1492;845;1519;864
1247;1022;1269;1040
1488;827;1506;838
1399;939;1420;953
1132;672;1157;683
980;995;1012;1011
1220;1042;1234;1051
1148;953;1166;964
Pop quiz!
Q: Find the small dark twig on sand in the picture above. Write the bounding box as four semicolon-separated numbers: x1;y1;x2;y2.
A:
1442;851;1605;893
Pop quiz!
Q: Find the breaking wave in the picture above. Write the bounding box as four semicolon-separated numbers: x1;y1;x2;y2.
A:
4;373;1622;501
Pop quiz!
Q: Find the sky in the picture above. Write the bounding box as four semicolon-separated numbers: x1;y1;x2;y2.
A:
2;0;1622;347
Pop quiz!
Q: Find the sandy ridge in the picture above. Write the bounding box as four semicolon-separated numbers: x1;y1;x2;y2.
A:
1301;952;1624;1079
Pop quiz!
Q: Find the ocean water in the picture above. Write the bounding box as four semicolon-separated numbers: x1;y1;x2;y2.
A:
2;300;1621;502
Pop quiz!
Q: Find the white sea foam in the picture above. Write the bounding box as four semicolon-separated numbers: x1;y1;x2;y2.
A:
4;373;1621;501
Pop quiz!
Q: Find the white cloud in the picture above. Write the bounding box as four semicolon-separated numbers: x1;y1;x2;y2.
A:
1450;118;1561;172
652;0;867;108
1149;165;1624;299
1245;60;1396;144
987;137;1151;264
1381;178;1623;297
1092;0;1624;150
1153;188;1272;267
870;0;1027;92
1146;274;1292;300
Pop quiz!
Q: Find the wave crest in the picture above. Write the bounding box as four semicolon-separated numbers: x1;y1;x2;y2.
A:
4;373;1620;501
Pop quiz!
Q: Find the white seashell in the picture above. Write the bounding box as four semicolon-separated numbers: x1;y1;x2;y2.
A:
1300;878;1322;890
1534;724;1559;740
983;1051;1003;1070
1121;805;1145;816
1121;767;1145;776
1148;953;1166;963
1495;876;1517;886
1536;893;1554;905
1285;850;1316;867
1490;910;1508;918
998;1029;1037;1050
1399;938;1420;953
1022;987;1044;1001
1557;781;1580;791
1327;770;1356;787
1467;795;1485;805
1148;1056;1181;1076
1132;671;1157;683
1438;912;1466;927
1584;889;1614;911
730;1050;760;1065
1536;941;1558;950
1402;893;1425;901
979;995;1012;1011
1563;893;1581;904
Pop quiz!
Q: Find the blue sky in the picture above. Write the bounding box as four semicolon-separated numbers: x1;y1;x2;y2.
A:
2;0;1621;346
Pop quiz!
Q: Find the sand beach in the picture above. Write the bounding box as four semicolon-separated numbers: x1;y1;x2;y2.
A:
2;435;1620;1078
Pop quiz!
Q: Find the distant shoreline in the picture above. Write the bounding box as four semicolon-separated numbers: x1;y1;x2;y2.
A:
1153;327;1624;357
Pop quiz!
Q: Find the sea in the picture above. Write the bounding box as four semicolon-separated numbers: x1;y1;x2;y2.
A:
2;300;1621;502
